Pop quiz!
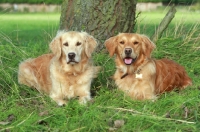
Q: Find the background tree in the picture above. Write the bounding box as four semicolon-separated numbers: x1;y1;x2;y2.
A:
59;0;137;50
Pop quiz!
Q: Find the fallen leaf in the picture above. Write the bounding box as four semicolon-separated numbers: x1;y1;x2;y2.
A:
37;120;48;126
39;110;49;116
31;100;39;105
7;114;15;122
165;112;171;118
4;129;10;132
0;114;15;126
107;119;113;127
184;107;189;118
39;104;45;109
114;119;125;128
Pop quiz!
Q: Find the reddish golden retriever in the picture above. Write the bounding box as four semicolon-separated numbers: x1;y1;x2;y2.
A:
18;31;100;106
105;33;192;100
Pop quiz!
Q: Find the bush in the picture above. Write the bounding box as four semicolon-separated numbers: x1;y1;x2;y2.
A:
138;0;163;2
190;2;200;11
0;0;63;4
162;0;198;5
137;0;199;5
1;0;199;5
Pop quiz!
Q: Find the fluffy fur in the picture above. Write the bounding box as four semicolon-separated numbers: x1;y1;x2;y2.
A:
105;33;192;100
18;31;100;106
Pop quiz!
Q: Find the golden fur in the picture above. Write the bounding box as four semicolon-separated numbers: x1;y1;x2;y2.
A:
18;31;100;106
105;33;192;100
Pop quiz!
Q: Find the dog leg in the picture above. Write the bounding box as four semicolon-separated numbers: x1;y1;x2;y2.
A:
75;83;91;104
50;92;67;106
79;93;91;104
127;81;157;100
18;61;39;89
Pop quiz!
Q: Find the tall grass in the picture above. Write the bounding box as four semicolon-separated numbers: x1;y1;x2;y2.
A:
0;10;200;131
136;7;200;84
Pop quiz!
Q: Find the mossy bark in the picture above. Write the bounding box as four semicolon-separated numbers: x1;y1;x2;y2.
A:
59;0;137;50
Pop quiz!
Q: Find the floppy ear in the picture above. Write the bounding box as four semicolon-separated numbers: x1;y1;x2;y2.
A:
141;35;156;58
83;32;97;58
49;36;62;59
104;36;117;57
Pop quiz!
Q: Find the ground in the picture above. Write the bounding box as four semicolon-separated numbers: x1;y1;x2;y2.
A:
0;6;200;131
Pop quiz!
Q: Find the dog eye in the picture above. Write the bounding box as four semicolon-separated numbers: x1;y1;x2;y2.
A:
133;41;139;45
120;41;124;44
64;42;68;46
76;42;81;46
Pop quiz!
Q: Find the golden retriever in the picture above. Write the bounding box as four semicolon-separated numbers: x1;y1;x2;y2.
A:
105;33;192;100
18;31;100;106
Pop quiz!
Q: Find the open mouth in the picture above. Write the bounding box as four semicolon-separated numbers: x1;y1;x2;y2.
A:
67;60;78;64
123;57;137;65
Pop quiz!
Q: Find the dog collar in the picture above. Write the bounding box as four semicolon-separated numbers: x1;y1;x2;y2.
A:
120;68;142;79
121;73;128;79
120;58;149;79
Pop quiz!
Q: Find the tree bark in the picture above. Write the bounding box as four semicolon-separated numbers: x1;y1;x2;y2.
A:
152;6;176;43
59;0;137;51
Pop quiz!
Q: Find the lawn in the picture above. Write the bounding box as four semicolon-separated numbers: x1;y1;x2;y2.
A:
0;8;200;131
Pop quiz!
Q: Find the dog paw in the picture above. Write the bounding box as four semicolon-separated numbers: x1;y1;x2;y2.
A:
79;96;91;105
50;94;67;106
57;100;67;106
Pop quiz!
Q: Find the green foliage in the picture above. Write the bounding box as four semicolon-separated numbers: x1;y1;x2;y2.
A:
0;0;63;4
1;0;199;5
0;12;200;131
138;0;163;2
138;0;198;5
190;2;200;11
162;0;198;5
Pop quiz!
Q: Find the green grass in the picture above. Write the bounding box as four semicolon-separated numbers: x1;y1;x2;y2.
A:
0;9;200;131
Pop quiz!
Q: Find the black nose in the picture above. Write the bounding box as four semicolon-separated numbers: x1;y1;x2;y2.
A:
125;48;132;55
68;53;75;59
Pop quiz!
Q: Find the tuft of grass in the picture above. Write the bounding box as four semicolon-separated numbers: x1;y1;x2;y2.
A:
0;11;200;131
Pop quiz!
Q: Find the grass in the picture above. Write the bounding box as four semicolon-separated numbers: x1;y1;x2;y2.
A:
0;8;200;131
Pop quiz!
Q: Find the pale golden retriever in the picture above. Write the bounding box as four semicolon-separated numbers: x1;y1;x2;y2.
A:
105;33;192;100
18;31;100;106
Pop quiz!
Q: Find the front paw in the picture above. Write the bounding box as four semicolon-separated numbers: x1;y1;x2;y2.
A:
79;96;91;105
56;100;67;106
50;94;67;106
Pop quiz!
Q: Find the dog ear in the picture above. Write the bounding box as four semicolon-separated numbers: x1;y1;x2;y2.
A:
49;36;62;59
104;36;117;57
141;35;156;58
83;32;97;58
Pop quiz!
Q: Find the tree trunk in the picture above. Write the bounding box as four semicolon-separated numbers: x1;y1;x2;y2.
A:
59;0;137;51
152;6;176;43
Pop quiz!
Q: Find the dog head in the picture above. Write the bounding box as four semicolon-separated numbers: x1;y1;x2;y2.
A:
105;33;155;65
50;31;97;65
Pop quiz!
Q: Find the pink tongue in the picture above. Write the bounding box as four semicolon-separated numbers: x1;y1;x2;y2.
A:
124;58;132;64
